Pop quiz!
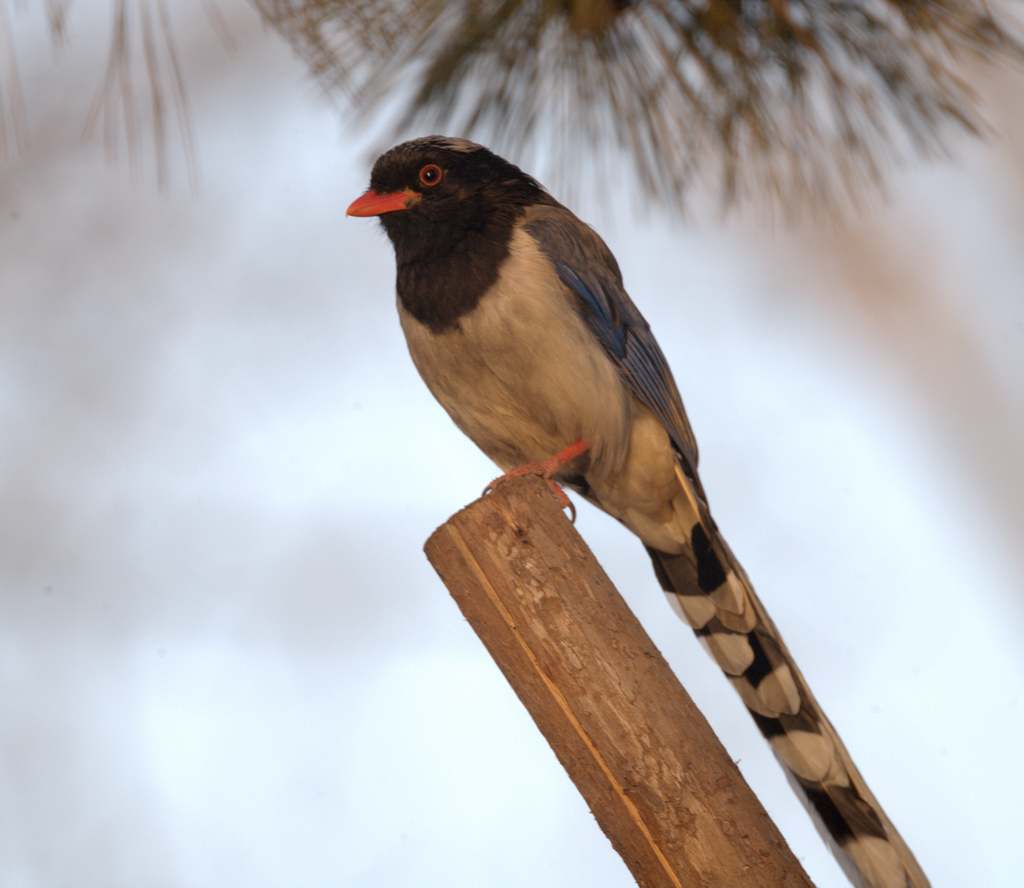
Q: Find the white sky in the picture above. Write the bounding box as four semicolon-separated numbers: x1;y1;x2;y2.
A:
2;4;1023;887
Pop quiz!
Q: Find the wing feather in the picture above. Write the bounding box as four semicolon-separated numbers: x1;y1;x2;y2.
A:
522;205;700;476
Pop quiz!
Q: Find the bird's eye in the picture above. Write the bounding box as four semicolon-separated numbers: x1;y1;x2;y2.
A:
418;163;443;187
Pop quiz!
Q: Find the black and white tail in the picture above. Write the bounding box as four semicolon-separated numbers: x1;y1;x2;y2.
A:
648;464;929;888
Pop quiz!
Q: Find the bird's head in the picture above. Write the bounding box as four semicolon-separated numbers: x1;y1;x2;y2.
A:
346;136;551;263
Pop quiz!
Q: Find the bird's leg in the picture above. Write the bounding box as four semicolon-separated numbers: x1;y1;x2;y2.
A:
483;438;591;522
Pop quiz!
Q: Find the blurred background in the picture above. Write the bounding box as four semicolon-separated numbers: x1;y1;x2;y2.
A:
1;2;1023;886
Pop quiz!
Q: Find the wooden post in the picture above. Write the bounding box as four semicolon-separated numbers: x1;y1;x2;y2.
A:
425;477;812;888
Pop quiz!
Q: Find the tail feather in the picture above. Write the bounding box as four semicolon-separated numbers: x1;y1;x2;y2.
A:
646;466;929;888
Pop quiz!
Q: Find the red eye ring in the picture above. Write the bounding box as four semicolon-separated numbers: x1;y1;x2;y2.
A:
418;163;443;187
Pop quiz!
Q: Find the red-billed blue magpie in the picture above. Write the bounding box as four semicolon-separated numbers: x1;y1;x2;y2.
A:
347;136;927;888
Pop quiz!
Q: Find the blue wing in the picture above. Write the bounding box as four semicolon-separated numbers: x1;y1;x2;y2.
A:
523;206;700;476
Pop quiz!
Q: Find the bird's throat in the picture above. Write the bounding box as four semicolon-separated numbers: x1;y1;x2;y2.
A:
389;211;519;332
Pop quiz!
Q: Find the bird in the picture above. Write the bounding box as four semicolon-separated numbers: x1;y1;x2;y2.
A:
347;135;928;888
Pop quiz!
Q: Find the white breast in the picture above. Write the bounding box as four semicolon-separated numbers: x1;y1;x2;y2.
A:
398;227;631;473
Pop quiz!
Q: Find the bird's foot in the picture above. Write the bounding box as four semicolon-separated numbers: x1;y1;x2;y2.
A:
482;439;590;523
485;475;578;524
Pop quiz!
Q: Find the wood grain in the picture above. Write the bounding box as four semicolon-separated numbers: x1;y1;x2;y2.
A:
424;477;813;888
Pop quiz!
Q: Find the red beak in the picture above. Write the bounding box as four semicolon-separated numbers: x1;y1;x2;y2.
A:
346;188;419;217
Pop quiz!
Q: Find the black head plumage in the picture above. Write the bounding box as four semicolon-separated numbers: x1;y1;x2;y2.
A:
364;136;556;331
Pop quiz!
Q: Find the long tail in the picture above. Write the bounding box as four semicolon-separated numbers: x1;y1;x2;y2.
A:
648;465;929;888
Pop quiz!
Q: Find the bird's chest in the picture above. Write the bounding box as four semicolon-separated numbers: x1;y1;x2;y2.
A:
398;287;564;468
396;235;627;470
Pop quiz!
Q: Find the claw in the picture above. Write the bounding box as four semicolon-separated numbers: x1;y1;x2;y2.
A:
481;438;589;523
546;479;577;523
484;473;576;522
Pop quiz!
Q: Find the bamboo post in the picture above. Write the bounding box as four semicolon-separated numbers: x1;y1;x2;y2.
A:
424;477;812;888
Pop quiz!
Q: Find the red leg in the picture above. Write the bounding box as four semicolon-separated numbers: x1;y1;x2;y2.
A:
483;439;590;522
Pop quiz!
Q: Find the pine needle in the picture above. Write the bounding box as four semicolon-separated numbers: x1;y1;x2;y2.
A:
256;0;1024;209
